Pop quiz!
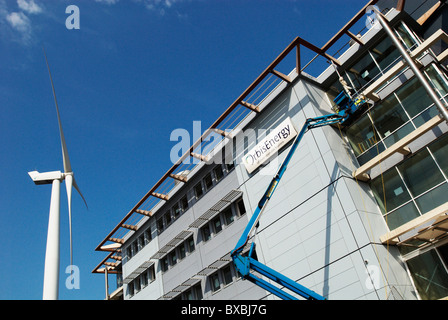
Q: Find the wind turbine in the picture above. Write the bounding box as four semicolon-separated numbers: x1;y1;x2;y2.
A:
28;49;88;300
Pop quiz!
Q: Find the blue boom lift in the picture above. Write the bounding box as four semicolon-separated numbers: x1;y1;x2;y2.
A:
231;90;368;300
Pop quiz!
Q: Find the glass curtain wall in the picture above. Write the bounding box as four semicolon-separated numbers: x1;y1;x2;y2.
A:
327;22;420;101
334;21;448;166
340;21;448;301
370;134;448;230
405;244;448;300
345;64;448;166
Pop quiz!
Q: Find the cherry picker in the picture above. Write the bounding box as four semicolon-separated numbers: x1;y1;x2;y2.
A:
231;90;368;300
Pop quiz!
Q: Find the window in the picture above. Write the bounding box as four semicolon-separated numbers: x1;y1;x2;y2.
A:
208;265;235;294
157;218;164;234
173;203;181;219
198;200;245;243
181;290;192;300
204;173;213;191
148;265;155;282
370;135;448;230
179;283;203;300
201;224;212;242
212;216;222;234
141;271;148;288
406;250;448;300
214;165;224;182
329;22;420;104
145;229;152;245
370;35;400;72
134;276;141;293
179;243;186;260
126;247;132;261
395;21;420;50
194;284;203;300
439;243;448;267
429;134;448;176
127;265;156;298
223;207;234;225
237;200;246;216
187;236;195;253
222;265;233;286
426;64;448;98
181;195;189;212
194;182;203;199
210;273;221;292
371;167;413;213
138;235;145;250
132;241;138;256
169;250;177;266
398;149;445;197
345;30;414;92
346;111;380;158
165;210;172;226
395;77;432;120
161;257;169;273
128;281;134;297
370;93;413;148
347;51;380;89
159;237;195;273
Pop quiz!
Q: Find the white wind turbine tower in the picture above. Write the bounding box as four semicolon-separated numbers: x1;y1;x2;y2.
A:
28;50;88;300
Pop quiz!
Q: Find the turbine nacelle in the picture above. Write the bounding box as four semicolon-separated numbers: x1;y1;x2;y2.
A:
28;170;73;185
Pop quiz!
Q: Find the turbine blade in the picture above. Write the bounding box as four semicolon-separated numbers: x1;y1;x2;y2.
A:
65;174;74;268
73;178;88;210
43;48;72;174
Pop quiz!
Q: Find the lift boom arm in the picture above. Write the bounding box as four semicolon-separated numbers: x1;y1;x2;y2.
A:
231;91;367;300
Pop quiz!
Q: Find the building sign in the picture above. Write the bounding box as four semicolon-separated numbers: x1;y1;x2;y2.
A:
242;117;298;174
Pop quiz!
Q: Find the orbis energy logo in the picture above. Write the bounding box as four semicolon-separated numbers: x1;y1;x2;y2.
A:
244;126;292;165
242;118;298;174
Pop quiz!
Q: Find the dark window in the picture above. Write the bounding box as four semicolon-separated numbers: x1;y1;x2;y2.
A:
214;165;224;182
237;200;246;216
223;207;234;225
181;196;189;211
212;216;222;234
187;237;195;252
194;182;203;199
210;273;220;292
204;173;213;191
201;224;211;242
222;265;233;286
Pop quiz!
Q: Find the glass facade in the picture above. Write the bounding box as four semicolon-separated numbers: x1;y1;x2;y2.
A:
335;20;448;300
406;245;448;300
346;64;448;166
327;22;421;102
370;134;448;230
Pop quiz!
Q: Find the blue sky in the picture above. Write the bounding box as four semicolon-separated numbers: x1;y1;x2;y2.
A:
0;0;369;300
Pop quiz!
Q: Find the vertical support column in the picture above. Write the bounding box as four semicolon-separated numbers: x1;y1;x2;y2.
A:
373;7;448;123
296;43;301;75
43;179;61;300
105;267;110;300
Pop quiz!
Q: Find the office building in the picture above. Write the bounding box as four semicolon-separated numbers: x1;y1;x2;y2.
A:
93;0;448;300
